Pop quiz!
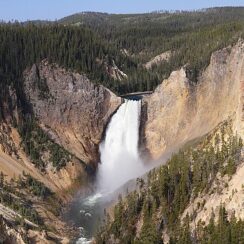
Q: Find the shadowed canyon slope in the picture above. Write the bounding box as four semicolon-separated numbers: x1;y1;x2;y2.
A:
24;61;122;166
143;41;244;160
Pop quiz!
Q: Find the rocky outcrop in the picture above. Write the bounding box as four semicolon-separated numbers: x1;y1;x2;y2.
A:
144;50;172;70
143;40;244;160
182;161;244;227
0;122;85;199
96;58;128;80
0;216;25;244
24;61;122;166
0;214;69;244
105;60;128;80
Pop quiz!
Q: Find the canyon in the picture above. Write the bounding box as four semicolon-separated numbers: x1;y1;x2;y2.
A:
0;39;244;243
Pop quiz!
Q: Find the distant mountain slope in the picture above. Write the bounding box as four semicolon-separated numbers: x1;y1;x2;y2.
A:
59;7;244;93
59;7;244;30
59;7;244;56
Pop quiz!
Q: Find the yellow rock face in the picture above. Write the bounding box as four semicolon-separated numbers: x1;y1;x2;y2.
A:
143;41;244;160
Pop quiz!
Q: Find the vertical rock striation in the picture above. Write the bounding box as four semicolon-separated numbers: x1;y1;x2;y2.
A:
143;40;244;160
24;61;122;166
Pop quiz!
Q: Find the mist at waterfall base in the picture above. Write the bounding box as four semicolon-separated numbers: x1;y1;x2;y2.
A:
71;99;150;243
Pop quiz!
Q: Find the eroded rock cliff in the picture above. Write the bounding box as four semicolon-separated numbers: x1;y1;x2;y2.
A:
143;40;244;160
24;61;122;166
0;61;122;243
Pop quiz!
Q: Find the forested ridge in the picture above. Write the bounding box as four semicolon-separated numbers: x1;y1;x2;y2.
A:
60;7;244;56
60;7;244;91
0;7;243;171
96;122;244;243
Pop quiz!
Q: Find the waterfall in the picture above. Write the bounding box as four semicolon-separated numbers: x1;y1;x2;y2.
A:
98;99;145;192
76;99;146;244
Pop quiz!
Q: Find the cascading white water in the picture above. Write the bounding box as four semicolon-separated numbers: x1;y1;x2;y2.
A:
98;99;145;192
76;99;146;244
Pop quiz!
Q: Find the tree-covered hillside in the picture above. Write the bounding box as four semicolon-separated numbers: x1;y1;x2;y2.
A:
60;7;244;56
96;122;244;243
60;7;244;91
0;23;133;118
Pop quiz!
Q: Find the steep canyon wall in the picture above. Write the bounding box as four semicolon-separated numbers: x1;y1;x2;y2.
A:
143;41;244;160
24;61;122;166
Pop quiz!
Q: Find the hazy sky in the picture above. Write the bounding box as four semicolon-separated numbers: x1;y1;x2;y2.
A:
0;0;243;21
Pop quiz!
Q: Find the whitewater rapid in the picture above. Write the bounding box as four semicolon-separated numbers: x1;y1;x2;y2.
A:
98;99;144;192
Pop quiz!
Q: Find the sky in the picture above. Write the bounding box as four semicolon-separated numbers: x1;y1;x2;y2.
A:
0;0;243;22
